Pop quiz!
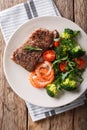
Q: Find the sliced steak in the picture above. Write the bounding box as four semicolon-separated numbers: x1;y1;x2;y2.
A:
11;28;54;72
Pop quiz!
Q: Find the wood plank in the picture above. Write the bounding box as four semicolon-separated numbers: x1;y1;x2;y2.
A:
0;0;27;130
0;0;26;10
74;104;87;130
28;115;50;130
74;0;87;129
54;0;74;20
0;31;4;130
28;1;74;130
74;0;87;32
50;111;74;130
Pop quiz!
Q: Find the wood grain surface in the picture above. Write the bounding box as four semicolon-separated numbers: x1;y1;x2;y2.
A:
0;0;87;130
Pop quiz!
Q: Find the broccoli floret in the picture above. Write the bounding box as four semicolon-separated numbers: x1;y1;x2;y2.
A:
62;28;80;39
62;32;71;39
55;45;68;59
69;45;85;58
46;84;58;97
60;77;77;91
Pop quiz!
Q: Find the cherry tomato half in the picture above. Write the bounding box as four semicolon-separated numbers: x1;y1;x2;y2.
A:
42;50;55;62
59;61;67;72
54;41;60;47
75;58;85;69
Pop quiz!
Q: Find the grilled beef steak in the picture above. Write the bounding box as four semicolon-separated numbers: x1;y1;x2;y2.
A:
11;28;54;72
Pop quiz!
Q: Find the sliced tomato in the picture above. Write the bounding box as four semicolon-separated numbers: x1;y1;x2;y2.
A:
75;58;85;69
59;61;67;72
54;41;60;47
42;50;55;62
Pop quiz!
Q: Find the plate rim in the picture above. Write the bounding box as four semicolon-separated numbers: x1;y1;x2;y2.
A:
3;15;87;108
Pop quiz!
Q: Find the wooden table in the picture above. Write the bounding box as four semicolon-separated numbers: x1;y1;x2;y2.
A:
0;0;87;130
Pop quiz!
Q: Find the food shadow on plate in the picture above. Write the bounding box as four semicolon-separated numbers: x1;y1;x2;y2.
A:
55;85;82;99
55;90;65;99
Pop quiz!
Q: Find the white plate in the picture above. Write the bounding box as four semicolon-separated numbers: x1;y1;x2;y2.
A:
3;16;87;107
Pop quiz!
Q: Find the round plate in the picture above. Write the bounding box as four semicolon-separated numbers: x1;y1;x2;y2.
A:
3;16;87;107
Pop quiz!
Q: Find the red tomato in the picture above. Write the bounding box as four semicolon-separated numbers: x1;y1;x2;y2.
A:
42;50;55;62
75;58;85;69
59;61;67;72
54;41;60;47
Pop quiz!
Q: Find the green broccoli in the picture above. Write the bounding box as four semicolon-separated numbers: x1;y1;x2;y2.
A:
46;84;58;97
69;45;85;58
55;45;68;59
62;28;80;39
60;77;77;91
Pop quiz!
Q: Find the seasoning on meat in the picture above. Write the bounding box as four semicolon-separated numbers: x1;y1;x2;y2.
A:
11;28;54;72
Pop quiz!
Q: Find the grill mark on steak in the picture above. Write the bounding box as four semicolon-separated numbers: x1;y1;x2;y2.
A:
11;28;54;72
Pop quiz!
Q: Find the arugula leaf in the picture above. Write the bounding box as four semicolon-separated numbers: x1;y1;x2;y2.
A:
55;45;68;59
55;46;63;57
60;39;76;49
61;70;73;81
68;60;76;69
73;30;80;37
68;69;83;83
53;56;68;65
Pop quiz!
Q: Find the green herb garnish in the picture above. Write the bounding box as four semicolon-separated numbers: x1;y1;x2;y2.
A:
24;46;42;51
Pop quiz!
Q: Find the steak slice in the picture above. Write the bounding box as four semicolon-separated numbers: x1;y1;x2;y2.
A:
11;28;54;72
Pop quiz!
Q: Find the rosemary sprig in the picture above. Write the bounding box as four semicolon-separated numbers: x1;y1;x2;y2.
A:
24;46;42;51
